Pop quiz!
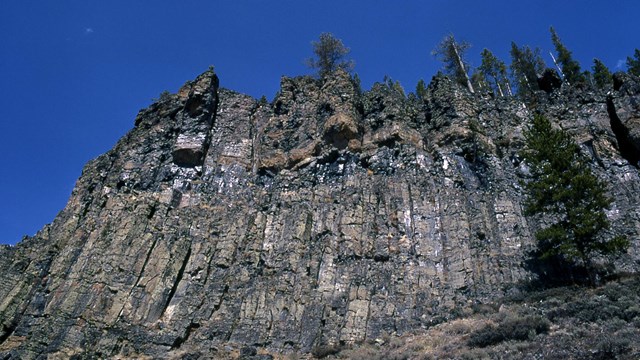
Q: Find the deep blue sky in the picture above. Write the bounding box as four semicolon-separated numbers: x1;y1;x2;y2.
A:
1;1;638;245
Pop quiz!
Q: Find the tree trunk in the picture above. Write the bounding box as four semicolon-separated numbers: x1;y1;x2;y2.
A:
452;43;475;93
523;74;530;90
550;52;568;85
505;79;513;96
583;256;598;287
496;82;504;97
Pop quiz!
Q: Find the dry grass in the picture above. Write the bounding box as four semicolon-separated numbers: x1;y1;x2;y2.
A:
322;275;640;359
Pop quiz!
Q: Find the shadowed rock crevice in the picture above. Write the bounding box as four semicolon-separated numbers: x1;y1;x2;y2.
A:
0;321;17;346
537;68;562;94
607;96;640;167
171;321;200;350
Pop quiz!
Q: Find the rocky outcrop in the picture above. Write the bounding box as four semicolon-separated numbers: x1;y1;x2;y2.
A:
1;69;639;358
537;68;562;93
608;72;640;166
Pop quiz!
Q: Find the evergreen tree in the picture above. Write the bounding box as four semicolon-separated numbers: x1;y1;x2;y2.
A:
383;75;406;98
415;79;428;100
627;49;640;76
592;59;613;89
306;33;354;78
478;49;511;97
522;114;628;283
550;27;586;85
352;73;362;94
432;34;475;93
471;70;490;94
510;42;546;98
582;71;594;88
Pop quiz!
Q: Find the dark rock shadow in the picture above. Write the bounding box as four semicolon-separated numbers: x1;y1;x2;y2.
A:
522;250;594;289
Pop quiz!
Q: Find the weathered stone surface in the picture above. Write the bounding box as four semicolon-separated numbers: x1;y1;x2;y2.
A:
0;69;639;358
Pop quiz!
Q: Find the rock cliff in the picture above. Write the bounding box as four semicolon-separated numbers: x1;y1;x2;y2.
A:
1;69;639;358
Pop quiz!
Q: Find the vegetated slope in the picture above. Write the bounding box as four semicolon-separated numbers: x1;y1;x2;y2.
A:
330;274;640;360
0;68;639;359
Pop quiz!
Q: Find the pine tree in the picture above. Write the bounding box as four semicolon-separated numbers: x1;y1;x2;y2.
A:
479;49;511;97
627;49;640;76
383;75;405;98
432;34;475;93
415;79;428;100
522;114;628;283
550;27;586;85
510;42;546;98
306;33;354;78
471;70;490;94
592;59;612;89
352;73;362;94
582;71;594;88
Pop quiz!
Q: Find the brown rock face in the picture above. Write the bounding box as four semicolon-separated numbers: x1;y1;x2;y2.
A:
1;69;639;358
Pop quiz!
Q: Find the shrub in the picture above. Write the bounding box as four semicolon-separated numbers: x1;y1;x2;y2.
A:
594;335;631;360
311;344;342;358
468;315;550;348
153;90;172;102
545;284;639;323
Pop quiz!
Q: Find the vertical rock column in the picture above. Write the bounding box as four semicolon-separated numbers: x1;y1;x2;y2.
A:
172;70;220;169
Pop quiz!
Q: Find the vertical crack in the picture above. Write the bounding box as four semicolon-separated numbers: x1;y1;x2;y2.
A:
363;297;372;342
406;181;417;256
159;243;192;318
115;233;159;322
249;104;259;175
607;96;640;167
198;75;221;174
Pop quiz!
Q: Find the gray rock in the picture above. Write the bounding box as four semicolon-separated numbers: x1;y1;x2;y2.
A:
0;69;639;359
